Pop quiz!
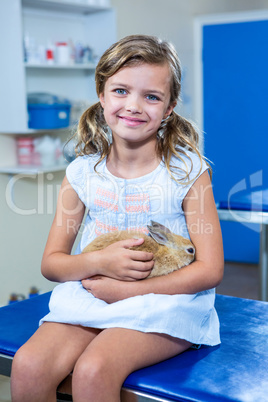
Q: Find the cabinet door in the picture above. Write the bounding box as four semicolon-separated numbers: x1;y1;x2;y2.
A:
201;15;268;263
0;0;27;132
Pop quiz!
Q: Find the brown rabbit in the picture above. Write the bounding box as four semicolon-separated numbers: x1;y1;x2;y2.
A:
82;221;195;278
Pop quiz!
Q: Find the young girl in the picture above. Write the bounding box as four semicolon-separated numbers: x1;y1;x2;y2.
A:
11;35;224;402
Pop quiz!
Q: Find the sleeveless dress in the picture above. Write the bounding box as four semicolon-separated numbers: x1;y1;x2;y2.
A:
40;149;221;346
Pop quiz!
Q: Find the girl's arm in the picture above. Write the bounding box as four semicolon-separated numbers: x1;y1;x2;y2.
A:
41;176;154;283
82;170;224;302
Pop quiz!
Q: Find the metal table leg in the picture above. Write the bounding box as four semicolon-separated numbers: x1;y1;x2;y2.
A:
259;224;268;301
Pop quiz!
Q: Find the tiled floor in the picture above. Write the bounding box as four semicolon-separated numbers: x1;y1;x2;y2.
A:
0;375;11;402
217;261;259;300
0;262;260;401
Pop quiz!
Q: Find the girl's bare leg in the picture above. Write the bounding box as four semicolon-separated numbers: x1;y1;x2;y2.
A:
10;322;100;402
72;328;192;402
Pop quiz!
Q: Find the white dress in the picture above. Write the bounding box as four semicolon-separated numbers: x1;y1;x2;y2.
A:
40;150;220;346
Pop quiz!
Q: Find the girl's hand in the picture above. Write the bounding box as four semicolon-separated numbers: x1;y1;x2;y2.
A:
97;238;154;281
81;276;136;304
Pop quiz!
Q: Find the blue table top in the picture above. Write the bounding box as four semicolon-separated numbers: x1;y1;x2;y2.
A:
219;188;268;212
0;293;268;401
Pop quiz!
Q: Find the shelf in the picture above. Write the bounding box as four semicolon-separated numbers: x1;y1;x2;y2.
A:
0;162;68;175
0;126;76;135
24;62;96;70
21;0;111;14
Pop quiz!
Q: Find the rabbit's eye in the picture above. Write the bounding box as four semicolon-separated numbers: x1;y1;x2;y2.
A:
187;247;195;254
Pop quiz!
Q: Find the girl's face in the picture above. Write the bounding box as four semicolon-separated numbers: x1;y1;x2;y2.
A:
99;63;176;145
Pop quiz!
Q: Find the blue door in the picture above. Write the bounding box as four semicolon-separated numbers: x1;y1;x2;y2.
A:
203;18;268;262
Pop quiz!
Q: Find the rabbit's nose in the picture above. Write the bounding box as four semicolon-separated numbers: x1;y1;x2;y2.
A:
187;247;195;255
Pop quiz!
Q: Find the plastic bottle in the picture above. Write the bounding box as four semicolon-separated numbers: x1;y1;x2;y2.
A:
55;138;65;164
29;287;39;298
8;293;25;304
68;39;76;65
46;43;55;65
24;33;37;64
17;137;34;165
55;42;69;65
34;136;57;167
75;42;83;64
83;45;93;63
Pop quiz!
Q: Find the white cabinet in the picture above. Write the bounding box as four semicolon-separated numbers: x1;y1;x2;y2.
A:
0;0;116;173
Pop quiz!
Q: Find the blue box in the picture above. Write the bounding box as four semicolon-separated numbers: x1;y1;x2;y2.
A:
28;103;71;129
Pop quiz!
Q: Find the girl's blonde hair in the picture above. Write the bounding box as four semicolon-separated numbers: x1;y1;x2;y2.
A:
75;34;209;182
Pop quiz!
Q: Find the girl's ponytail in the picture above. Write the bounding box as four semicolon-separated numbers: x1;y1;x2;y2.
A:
157;111;210;183
75;102;111;168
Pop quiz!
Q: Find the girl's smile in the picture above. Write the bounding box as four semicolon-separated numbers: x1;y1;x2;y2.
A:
99;63;176;144
118;115;147;127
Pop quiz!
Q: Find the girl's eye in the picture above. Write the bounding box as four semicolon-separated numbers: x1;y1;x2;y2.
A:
146;94;159;101
115;89;127;95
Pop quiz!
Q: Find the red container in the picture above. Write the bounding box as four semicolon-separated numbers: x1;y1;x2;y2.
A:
17;137;33;165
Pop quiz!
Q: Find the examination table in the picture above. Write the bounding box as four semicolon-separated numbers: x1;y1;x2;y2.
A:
0;292;267;401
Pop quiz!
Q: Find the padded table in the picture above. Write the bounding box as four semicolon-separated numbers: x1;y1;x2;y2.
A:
0;292;267;401
218;189;268;301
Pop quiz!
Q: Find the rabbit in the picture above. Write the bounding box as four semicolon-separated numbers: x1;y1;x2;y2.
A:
82;221;195;278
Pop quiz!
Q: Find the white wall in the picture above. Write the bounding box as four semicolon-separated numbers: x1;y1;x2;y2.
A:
111;0;268;121
0;168;64;305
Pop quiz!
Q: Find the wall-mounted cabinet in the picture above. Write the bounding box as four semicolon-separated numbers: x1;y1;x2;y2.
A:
0;0;116;173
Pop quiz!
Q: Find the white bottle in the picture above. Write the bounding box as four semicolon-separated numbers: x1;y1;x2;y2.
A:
24;33;37;64
55;42;70;65
35;136;56;167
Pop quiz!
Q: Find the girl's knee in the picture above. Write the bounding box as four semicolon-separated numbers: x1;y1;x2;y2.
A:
11;344;52;390
73;354;106;385
11;347;41;399
72;353;120;399
12;345;37;380
11;345;59;401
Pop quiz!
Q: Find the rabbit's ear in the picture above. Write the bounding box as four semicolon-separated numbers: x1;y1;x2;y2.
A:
149;221;172;234
148;226;169;246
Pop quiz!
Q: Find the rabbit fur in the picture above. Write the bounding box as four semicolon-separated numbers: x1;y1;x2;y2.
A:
82;221;195;278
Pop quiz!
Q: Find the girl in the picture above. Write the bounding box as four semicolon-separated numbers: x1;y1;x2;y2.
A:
11;35;224;402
